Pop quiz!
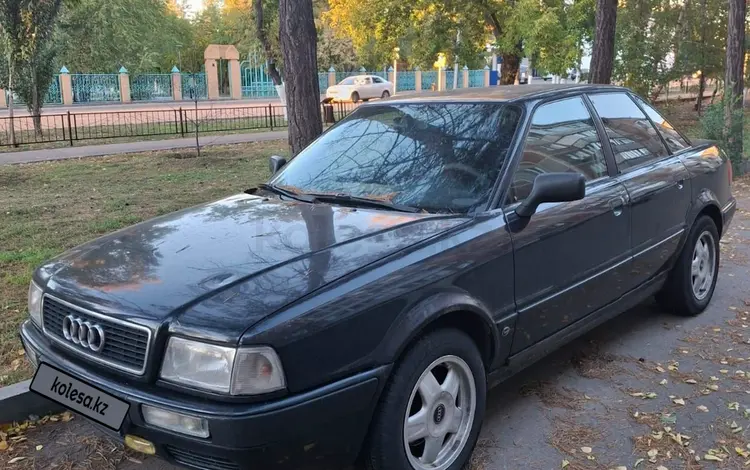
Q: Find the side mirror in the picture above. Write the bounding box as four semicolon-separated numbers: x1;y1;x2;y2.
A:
515;172;586;218
269;155;287;175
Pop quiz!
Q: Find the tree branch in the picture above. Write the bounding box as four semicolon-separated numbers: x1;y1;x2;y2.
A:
254;0;282;85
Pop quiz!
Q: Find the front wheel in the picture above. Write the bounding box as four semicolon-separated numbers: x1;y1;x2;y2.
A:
381;90;391;99
351;91;360;103
364;329;486;470
657;215;720;316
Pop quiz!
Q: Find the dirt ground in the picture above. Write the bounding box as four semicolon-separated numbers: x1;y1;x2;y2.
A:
1;180;750;470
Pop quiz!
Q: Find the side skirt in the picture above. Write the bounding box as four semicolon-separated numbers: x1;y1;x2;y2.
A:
487;272;667;389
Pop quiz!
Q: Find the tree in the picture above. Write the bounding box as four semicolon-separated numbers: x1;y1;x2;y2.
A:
0;0;66;137
279;0;323;154
589;0;616;83
724;0;745;172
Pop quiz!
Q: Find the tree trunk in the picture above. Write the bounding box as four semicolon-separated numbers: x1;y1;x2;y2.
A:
589;0;617;84
695;73;706;114
500;53;520;85
725;0;745;171
254;0;282;86
279;0;323;155
7;52;17;147
30;64;43;136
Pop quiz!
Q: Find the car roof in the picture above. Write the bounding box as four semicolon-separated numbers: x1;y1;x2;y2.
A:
383;83;626;104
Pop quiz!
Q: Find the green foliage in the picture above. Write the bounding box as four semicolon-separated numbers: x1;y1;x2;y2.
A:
54;0;193;73
700;99;746;173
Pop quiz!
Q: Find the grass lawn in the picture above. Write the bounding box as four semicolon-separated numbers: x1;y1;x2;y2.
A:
0;140;287;385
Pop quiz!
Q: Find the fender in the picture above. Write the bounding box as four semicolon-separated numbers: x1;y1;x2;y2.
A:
688;188;722;231
374;290;503;369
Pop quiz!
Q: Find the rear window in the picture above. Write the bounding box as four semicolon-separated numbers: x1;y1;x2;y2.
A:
589;93;669;171
631;95;691;153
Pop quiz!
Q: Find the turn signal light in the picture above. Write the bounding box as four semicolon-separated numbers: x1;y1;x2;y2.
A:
124;434;156;455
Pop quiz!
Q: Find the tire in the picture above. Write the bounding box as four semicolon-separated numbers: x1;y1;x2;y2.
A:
381;90;390;99
351;91;360;103
364;329;486;470
657;215;720;316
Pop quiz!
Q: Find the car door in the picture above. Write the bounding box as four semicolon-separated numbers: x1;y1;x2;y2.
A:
505;96;632;354
360;77;374;99
371;76;385;96
588;92;691;289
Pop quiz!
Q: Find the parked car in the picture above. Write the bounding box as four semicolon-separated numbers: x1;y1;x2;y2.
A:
325;74;393;102
21;84;735;470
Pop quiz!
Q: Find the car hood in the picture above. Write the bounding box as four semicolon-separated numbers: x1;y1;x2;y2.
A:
39;194;463;343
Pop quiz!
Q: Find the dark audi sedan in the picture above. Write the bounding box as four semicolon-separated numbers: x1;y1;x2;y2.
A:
21;84;735;470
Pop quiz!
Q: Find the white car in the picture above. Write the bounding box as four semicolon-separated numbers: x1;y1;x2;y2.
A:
325;75;394;103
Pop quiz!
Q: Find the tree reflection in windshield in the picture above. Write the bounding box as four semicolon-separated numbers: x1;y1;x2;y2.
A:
270;103;522;213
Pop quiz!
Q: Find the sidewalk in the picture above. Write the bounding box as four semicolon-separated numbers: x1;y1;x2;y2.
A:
0;131;288;165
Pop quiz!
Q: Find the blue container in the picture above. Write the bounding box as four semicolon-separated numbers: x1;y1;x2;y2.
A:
489;70;499;86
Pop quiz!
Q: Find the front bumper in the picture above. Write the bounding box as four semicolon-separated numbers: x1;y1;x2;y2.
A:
21;320;389;470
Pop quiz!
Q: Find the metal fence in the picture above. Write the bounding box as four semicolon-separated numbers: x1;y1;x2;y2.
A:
181;73;208;100
131;74;173;101
396;72;416;92
421;71;438;91
71;74;120;103
5;76;63;105
469;70;485;88
0;102;359;148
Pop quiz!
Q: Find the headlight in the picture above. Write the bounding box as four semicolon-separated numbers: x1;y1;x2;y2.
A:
160;338;285;395
28;282;43;327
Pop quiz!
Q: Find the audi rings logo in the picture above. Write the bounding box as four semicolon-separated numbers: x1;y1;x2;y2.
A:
62;316;106;353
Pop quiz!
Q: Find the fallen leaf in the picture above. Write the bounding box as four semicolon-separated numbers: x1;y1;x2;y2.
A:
660;379;668;386
733;426;744;433
0;441;8;451
673;398;686;406
648;448;658;462
652;431;664;440
613;467;627;470
36;444;43;451
697;405;709;412
562;459;569;468
656;366;666;373
61;412;73;422
704;454;723;462
656;466;669;470
737;447;749;458
8;457;26;464
709;384;720;391
729;402;740;410
581;446;592;454
630;392;645;398
645;392;658;399
671;433;684;445
634;458;644;467
720;369;729;374
711;376;720;381
685;379;697;384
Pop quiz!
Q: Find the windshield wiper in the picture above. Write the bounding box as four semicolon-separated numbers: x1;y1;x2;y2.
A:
308;193;420;213
257;184;318;203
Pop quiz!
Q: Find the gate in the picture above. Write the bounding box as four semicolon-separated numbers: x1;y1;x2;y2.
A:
241;51;277;98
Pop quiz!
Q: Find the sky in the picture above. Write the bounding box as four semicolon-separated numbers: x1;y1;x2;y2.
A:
184;0;204;16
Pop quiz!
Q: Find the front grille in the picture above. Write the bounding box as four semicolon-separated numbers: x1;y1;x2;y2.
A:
166;446;240;470
42;295;150;374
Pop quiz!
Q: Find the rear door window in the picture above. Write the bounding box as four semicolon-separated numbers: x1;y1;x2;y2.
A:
588;93;669;171
631;95;691;153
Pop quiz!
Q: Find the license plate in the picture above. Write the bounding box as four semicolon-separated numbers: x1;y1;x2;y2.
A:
30;363;130;431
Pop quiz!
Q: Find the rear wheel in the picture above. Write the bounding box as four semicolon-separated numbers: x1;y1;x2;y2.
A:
381;90;391;99
657;215;719;316
364;329;486;470
351;91;360;103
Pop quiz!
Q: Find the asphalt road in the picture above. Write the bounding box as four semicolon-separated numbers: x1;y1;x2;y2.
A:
2;179;749;470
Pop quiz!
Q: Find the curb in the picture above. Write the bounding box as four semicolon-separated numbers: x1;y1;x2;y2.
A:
0;380;63;424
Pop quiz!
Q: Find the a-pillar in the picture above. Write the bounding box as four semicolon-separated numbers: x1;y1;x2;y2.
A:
59;66;73;105
119;67;131;103
228;59;241;100
483;66;490;87
205;59;219;100
328;67;336;88
462;66;469;88
415;67;422;92
171;66;182;101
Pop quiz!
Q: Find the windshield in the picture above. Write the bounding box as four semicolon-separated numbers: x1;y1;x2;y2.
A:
338;77;356;85
270;103;522;213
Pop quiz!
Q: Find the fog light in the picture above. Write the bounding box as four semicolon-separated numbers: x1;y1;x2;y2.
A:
142;405;209;438
125;435;156;455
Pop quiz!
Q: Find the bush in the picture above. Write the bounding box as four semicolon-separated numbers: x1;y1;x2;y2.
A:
700;99;746;175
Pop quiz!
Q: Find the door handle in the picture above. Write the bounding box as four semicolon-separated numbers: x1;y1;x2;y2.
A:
609;196;625;217
677;180;684;190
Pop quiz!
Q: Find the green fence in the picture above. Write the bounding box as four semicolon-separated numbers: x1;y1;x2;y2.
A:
132;74;173;101
181;73;207;100
71;74;120;103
